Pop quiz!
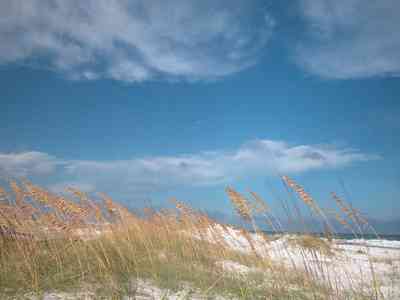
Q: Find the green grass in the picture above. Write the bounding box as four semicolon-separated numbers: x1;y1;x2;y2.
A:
0;229;339;299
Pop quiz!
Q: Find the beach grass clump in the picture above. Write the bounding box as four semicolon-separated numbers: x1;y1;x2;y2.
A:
0;179;395;299
288;235;333;256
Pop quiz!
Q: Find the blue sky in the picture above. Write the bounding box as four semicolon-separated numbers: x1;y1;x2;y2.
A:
1;0;399;221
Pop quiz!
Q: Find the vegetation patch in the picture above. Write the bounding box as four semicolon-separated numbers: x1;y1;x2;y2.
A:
288;235;334;256
0;179;395;299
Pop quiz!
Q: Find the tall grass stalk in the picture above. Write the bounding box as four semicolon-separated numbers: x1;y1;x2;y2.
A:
0;180;391;299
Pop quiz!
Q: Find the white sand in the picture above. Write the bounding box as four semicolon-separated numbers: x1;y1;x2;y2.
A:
23;225;400;299
28;280;230;300
195;224;400;298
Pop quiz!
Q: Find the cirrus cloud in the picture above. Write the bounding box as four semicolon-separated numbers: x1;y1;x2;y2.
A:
296;0;400;79
0;0;274;82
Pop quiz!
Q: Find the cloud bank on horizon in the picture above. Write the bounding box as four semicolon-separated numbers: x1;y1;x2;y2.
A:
0;140;379;196
1;0;400;81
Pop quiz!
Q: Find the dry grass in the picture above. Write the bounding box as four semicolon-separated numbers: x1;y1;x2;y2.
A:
0;179;392;299
288;235;333;256
226;187;252;222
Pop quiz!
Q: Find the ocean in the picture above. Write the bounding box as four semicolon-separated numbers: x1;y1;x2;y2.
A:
262;231;400;241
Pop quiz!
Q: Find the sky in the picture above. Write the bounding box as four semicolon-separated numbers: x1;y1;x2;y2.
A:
1;1;399;223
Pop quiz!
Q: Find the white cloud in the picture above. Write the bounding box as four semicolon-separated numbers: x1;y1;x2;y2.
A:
0;0;273;82
0;140;379;196
296;0;400;79
0;151;58;177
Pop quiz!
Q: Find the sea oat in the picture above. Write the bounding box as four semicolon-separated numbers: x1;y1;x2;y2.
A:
0;187;8;203
249;191;269;214
99;192;137;224
249;191;284;233
225;187;252;222
283;176;335;235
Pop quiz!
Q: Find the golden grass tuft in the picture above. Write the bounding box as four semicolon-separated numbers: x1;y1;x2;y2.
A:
0;179;392;299
225;187;252;222
288;235;333;256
